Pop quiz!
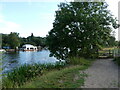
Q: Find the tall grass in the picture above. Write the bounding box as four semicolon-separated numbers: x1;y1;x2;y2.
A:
2;61;66;88
21;65;88;88
2;57;93;88
67;57;93;66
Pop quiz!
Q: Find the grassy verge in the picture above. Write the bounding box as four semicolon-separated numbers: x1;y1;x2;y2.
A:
2;57;94;88
20;65;88;88
2;62;66;88
68;57;93;66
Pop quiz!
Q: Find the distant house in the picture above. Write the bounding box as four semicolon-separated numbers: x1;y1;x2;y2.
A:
22;44;37;51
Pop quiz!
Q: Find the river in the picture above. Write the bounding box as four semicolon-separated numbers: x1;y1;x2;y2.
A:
1;50;62;73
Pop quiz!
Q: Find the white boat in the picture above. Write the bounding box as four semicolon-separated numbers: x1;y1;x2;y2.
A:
22;44;38;51
0;49;6;52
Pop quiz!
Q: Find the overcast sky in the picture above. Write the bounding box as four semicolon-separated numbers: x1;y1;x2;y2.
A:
0;0;119;40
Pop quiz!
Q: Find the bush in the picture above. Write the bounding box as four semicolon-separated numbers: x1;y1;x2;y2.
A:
67;57;92;66
113;57;120;65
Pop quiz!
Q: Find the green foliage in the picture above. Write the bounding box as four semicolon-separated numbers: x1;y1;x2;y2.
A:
2;62;66;88
104;36;116;47
67;57;93;66
2;32;20;49
3;64;42;88
8;32;20;49
2;57;93;88
2;34;9;47
46;2;119;60
118;41;120;47
20;33;46;47
21;65;88;88
113;57;120;65
2;32;47;49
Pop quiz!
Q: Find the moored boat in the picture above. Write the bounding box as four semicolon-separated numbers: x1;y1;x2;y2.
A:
22;44;38;51
0;49;6;52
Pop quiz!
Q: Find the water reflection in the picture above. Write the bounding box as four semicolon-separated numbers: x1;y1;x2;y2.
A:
2;50;60;73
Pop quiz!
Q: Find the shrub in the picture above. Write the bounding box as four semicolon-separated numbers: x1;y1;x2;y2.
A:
113;57;120;65
67;57;92;66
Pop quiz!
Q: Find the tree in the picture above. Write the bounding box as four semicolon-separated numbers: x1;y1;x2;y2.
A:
118;41;120;48
107;36;116;47
8;32;20;49
46;2;119;60
20;33;46;47
2;34;9;47
100;36;116;47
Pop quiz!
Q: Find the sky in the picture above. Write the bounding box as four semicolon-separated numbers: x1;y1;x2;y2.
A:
0;0;119;40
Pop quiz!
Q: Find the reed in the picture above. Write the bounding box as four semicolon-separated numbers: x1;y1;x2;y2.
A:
2;57;93;88
2;61;66;88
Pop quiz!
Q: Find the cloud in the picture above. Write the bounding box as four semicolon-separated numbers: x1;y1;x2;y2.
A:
0;14;21;34
0;0;69;2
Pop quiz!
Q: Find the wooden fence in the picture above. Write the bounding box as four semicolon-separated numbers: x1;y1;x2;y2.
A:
98;48;120;58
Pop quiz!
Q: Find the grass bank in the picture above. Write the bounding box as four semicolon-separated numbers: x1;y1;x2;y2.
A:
2;62;66;88
2;57;94;88
21;65;88;88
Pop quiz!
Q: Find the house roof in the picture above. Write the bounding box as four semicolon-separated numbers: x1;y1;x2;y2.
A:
22;44;36;48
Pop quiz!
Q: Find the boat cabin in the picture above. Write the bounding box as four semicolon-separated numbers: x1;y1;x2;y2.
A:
22;44;37;51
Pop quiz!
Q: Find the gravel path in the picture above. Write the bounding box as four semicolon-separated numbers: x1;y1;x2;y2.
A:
81;59;119;88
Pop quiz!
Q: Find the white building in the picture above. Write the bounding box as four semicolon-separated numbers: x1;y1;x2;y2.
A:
22;44;37;51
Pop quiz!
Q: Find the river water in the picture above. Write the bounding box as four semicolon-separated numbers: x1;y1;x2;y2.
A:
2;50;61;73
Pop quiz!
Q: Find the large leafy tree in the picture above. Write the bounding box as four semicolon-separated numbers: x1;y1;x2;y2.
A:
46;2;119;59
106;36;116;47
2;34;9;47
8;32;20;49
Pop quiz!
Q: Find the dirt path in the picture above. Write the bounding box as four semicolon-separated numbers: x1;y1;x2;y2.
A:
81;58;119;88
